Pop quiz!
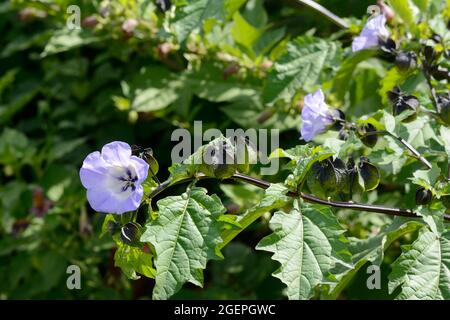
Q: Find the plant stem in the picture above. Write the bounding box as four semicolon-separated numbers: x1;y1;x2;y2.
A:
295;0;349;29
361;130;432;169
147;172;450;222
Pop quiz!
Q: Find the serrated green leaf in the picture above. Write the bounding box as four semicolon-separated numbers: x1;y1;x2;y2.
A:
256;202;349;300
141;187;226;299
263;36;341;104
388;227;450;300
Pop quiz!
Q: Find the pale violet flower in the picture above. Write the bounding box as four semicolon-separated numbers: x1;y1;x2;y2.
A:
352;14;389;52
80;141;149;214
300;89;334;141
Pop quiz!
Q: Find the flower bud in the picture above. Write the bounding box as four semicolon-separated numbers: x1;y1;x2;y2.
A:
395;51;417;72
376;1;395;21
415;187;432;205
18;7;47;22
82;15;98;28
122;19;138;38
223;63;240;80
357;123;378;148
121;222;142;247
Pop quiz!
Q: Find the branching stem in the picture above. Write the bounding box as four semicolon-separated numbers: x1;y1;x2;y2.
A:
295;0;349;29
361;130;432;169
147;172;450;222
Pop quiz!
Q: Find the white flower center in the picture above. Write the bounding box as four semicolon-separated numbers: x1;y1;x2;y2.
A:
105;165;139;199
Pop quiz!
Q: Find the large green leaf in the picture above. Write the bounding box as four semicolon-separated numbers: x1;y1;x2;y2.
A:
172;0;225;43
141;187;226;299
388;227;450;300
130;66;187;112
263;36;341;104
41;29;103;57
256;202;349;300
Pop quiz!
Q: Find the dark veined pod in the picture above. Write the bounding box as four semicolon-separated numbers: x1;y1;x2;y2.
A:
379;38;397;62
415;187;433;205
387;87;419;121
306;160;335;198
306;158;348;198
155;0;172;12
423;45;439;64
357;123;378;148
329;109;346;131
430;65;450;81
355;157;380;192
121;222;143;247
438;94;450;126
395;51;417;72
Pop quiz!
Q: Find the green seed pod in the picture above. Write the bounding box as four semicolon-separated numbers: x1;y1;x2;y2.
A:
306;160;335;198
121;222;142;247
357;157;380;191
357;123;378;148
202;140;237;179
415;187;433;205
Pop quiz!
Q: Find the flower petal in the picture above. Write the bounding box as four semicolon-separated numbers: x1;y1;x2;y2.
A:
101;141;132;166
87;189;121;214
116;186;144;214
130;155;150;183
352;33;379;52
79;151;108;189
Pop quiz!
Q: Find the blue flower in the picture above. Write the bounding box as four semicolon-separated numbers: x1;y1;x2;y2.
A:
352;14;389;52
79;141;149;214
300;89;334;141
